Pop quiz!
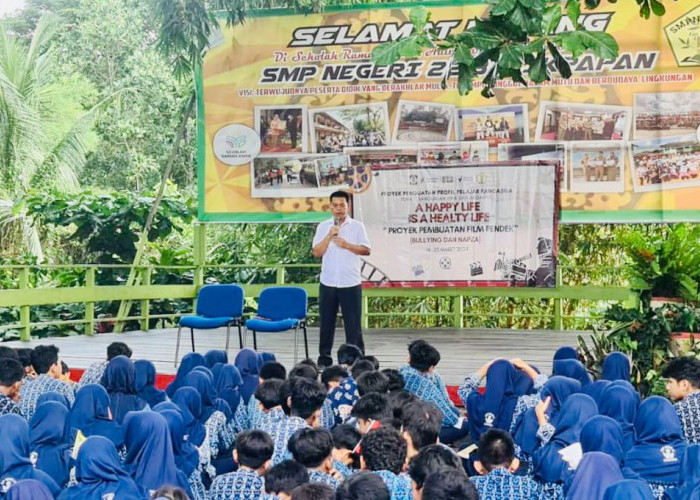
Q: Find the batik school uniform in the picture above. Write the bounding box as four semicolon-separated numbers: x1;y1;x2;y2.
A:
400;365;460;427
332;459;357;479
470;468;542;500
0;393;22;417
19;374;74;421
373;470;412;500
209;468;267;500
308;469;341;489
329;376;359;425
259;413;309;465
673;391;700;444
75;359;108;391
320;397;335;430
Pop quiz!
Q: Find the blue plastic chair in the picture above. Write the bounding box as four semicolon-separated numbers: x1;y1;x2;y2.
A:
245;287;308;363
175;284;244;366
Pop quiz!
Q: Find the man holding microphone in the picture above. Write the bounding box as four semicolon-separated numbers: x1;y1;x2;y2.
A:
312;191;371;368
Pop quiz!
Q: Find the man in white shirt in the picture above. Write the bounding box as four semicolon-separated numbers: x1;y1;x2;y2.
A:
312;191;371;367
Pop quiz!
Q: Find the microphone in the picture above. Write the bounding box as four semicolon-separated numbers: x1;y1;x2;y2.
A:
333;216;340;226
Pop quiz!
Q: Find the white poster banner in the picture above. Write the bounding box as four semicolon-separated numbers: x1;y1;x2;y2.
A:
354;162;558;287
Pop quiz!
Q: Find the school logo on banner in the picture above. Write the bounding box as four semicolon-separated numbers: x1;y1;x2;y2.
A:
665;5;700;67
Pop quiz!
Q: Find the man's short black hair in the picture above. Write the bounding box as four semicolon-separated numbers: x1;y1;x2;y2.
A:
361;355;380;370
0;358;24;387
388;390;417;420
408;340;441;372
107;342;132;360
289;364;318;381
351;393;389;422
421;470;478;499
329;191;350;203
357;371;390;396
336;471;390;500
290;377;327;419
30;345;59;375
0;347;18;360
337;344;363;366
478;429;515;471
401;400;442;450
360;426;406;475
235;430;274;469
15;348;33;368
381;369;405;392
351;360;375;380
662;356;700;388
265;460;309;495
288;428;333;468
332;424;362;451
408;444;463;489
260;361;287;381
255;379;285;410
299;358;319;372
291;482;335;500
321;365;348;388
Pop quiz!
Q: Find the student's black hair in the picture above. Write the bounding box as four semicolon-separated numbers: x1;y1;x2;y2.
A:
280;379;293;415
15;348;32;368
388;390;417;420
290;482;335;500
408;340;441;372
478;429;516;471
107;342;132;360
337;344;363;366
260;361;287;381
361;355;380;370
235;430;274;469
30;345;59;375
360;426;406;475
265;460;309;495
335;471;390;500
289;364;319;381
329;191;350;203
421;470;478;500
0;347;18;360
408;444;463;489
356;371;390;396
379;418;402;431
401;400;442;450
0;358;24;387
662;356;700;388
288;428;333;468
255;379;285;410
320;365;348;388
332;424;362;451
350;360;375;380
299;358;320;373
290;377;327;419
61;361;70;375
381;368;405;392
350;393;389;422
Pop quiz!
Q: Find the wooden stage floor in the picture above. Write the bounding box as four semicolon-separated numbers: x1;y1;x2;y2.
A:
3;327;587;385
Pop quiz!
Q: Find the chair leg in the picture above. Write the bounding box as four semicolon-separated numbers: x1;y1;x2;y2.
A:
303;324;309;359
237;324;243;349
190;328;195;351
174;325;182;367
293;324;299;365
252;330;258;351
225;324;231;353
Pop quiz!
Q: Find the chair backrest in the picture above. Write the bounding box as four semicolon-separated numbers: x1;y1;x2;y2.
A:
196;284;244;318
257;286;307;321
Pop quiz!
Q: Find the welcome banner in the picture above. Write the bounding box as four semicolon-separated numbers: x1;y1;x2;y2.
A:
199;1;700;223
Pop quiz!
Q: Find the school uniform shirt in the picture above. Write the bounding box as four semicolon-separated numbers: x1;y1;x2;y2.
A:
259;413;309;465
0;394;22;417
75;360;108;391
332;459;357;479
674;391;700;444
400;365;459;426
321;397;335;430
209;468;266;500
18;374;75;421
308;469;341;489
313;216;371;288
373;470;412;500
470;468;543;500
329;377;359;425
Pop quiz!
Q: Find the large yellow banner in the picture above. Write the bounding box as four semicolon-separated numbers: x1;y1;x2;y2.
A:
199;0;700;223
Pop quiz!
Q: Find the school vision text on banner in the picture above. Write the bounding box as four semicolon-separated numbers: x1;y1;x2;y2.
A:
199;0;700;223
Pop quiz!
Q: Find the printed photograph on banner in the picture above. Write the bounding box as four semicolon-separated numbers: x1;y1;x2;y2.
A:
255;105;308;154
629;134;700;193
569;142;625;193
536;101;632;142
497;142;567;191
418;142;489;166
251;154;327;198
455;104;528;150
392;100;454;144
309;103;390;153
634;91;700;139
317;155;352;189
345;146;418;168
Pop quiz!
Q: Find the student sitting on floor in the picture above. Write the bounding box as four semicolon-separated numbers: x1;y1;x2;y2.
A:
421;470;478;500
288;428;341;489
209;430;274;500
400;400;442;463
264;460;309;500
331;424;361;479
381;369;405;392
19;345;75;421
76;342;132;391
328;350;370;426
408;443;464;500
255;379;287;425
399;340;467;445
350;393;389;434
290;482;335;500
359;426;412;500
471;429;542;500
357;370;390;396
663;356;700;444
336;471;390;500
0;358;24;417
